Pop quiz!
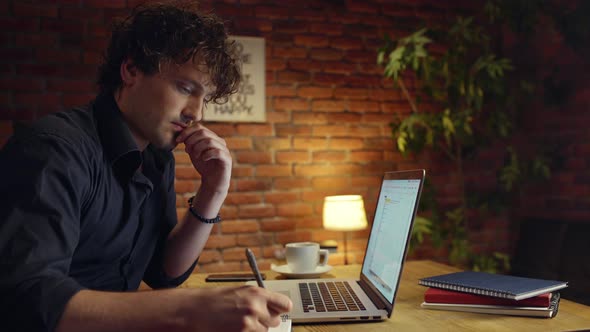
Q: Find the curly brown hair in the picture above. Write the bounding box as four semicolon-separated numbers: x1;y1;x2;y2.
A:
97;1;241;104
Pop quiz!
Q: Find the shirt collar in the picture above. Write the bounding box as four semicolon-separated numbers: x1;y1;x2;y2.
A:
92;93;142;178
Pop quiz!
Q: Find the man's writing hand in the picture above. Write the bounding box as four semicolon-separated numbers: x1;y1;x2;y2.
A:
184;286;293;332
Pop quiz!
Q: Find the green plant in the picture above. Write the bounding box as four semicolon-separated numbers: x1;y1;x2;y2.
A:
378;4;553;272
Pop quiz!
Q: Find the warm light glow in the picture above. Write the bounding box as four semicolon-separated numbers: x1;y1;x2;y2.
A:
323;195;368;231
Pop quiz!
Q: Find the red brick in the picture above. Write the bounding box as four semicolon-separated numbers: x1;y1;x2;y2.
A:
266;110;290;124
0;48;34;63
272;46;307;58
329;138;364;149
85;0;127;8
235;151;272;164
60;7;103;20
266;58;287;71
345;75;382;87
204;234;237;249
175;180;197;194
312;151;347;162
347;1;378;13
311;49;344;62
235;179;272;192
252;137;291;150
35;49;81;63
198;250;222;264
275;125;313;136
274;177;310;190
198;262;242;273
294;35;329;47
311;177;351;189
15;33;58;48
256;165;293;177
0;18;39;32
266;85;295;97
275;231;313;244
222;247;251;262
14;3;58;18
273;97;309;111
273;21;309;34
236;124;273;136
288;59;324;72
294;216;323;229
334;88;369;100
0;78;44;92
292;112;328;124
293;138;328;150
47;79;95;92
297;87;333;98
221;220;259;234
220;205;239;220
295;164;364;177
175;166;200;180
260;219;297;232
253;6;292;19
309;23;343;36
276;151;310;164
239;205;275;218
318;125;383;138
231;166;254;178
325;113;362;123
225;137;252;150
277;71;311;84
347;49;380;64
14;93;60;107
237;233;274;247
350;151;384;162
311;100;348;112
313;73;347;86
173;152;191;164
0;93;11;105
276;203;313;217
225;192;262;205
330;37;364;50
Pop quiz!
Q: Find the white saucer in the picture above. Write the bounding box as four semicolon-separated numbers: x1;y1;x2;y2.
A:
271;264;332;279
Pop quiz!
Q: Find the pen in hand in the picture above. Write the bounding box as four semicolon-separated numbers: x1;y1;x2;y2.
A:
245;248;265;288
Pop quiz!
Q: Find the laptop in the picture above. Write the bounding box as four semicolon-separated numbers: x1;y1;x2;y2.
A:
249;169;426;323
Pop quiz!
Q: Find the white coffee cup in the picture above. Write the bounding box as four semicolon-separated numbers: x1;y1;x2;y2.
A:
285;242;329;273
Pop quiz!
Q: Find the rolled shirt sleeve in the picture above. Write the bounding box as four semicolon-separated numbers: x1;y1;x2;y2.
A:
0;132;89;331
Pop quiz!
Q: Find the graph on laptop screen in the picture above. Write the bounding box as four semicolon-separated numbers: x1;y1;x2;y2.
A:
362;178;421;302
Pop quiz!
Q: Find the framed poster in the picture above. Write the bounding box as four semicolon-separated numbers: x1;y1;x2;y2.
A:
204;36;266;122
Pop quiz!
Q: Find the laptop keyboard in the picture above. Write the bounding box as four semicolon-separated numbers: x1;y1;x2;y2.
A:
298;281;366;312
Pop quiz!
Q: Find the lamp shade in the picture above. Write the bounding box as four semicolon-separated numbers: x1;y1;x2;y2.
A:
323;195;368;231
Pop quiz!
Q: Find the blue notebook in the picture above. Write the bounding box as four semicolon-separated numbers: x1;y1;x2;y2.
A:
419;271;568;301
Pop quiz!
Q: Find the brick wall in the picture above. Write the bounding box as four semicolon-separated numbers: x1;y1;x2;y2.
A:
2;0;586;274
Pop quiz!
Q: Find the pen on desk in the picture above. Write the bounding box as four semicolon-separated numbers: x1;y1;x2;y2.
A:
245;248;265;288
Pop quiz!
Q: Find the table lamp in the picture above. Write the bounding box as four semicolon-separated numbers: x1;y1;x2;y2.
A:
322;195;368;265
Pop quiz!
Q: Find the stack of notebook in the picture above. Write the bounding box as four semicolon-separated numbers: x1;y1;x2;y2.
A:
418;271;568;318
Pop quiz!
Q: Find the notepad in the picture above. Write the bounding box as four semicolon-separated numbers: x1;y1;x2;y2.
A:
269;314;292;332
419;271;568;301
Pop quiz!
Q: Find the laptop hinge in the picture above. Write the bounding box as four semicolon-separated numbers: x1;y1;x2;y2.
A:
357;280;387;310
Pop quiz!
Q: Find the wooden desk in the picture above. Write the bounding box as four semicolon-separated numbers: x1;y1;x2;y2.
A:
182;260;590;332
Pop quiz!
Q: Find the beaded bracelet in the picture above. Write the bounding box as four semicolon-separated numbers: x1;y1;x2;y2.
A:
187;196;222;224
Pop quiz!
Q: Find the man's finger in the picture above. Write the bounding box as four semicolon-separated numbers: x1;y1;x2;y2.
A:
266;291;293;314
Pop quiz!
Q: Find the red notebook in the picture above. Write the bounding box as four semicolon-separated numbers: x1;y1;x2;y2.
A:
424;287;551;307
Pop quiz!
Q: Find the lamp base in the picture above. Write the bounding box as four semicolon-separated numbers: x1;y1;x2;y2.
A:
320;240;338;253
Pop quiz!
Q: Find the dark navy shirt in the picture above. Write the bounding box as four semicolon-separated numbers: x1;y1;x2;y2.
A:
0;94;196;331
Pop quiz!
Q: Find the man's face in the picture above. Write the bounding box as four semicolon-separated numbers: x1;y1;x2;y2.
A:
121;60;214;150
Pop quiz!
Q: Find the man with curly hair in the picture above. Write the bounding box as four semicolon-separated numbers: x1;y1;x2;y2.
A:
0;2;291;331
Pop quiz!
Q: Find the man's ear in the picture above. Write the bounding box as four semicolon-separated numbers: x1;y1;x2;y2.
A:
120;59;139;86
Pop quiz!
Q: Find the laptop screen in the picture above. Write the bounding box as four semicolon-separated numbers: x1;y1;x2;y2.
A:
361;172;423;303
